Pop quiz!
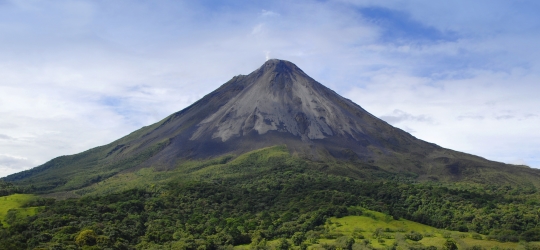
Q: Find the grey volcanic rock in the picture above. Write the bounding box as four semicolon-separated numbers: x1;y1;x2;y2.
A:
192;59;368;142
141;59;435;165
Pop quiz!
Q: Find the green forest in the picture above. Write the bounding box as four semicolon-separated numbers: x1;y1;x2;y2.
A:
2;146;540;249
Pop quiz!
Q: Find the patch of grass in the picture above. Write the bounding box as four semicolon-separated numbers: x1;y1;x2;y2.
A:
329;210;436;234
71;162;200;197
0;193;39;226
69;146;294;197
459;237;522;249
301;209;540;249
228;145;289;165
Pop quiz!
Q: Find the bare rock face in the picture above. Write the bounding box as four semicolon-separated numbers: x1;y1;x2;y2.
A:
136;58;435;164
191;59;367;142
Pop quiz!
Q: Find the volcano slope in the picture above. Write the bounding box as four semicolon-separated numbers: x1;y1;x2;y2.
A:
4;59;539;193
2;60;540;249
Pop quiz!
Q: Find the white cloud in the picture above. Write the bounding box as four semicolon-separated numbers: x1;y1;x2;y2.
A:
0;0;539;177
345;66;540;168
261;9;279;17
380;109;433;125
0;154;35;177
0;134;14;140
251;23;265;35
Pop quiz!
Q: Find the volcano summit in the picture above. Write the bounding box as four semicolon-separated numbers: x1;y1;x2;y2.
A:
4;59;539;192
124;59;437;162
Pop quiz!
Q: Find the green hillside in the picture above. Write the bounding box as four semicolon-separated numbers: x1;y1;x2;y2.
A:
2;146;540;249
0;194;40;227
315;212;534;250
236;210;539;249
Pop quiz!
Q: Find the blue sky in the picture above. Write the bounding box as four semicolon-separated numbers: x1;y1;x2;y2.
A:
0;0;539;177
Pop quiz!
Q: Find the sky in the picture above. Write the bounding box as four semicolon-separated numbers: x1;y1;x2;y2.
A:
0;0;539;177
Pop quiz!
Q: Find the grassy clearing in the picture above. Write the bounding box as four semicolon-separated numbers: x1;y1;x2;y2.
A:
72;158;233;197
310;209;537;249
0;193;39;227
71;146;291;197
328;210;435;233
234;208;540;249
73;166;180;196
228;145;289;165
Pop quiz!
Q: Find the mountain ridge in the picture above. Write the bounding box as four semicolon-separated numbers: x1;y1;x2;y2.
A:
4;59;540;192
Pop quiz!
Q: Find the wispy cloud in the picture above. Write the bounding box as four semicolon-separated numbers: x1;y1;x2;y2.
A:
380;109;433;125
495;115;515;120
251;23;265;35
357;7;458;44
457;115;484;121
0;134;14;140
0;0;539;176
0;154;35;177
261;9;279;17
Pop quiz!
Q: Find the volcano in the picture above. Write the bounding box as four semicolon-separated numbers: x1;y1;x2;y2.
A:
139;59;437;163
4;59;539;192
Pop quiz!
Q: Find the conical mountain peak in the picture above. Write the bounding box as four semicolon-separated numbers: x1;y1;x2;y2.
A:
117;59;422;160
260;59;303;74
6;59;527;193
248;59;311;91
190;59;367;143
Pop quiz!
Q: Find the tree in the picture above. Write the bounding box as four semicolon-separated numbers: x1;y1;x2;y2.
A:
521;228;540;241
277;238;290;250
4;209;18;226
76;230;97;246
292;232;305;246
443;239;458;250
336;236;355;250
405;231;423;241
373;228;384;238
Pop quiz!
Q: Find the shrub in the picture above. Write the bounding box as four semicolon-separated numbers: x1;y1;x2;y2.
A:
276;238;290;250
323;232;344;239
443;239;458;250
521;228;540;242
75;230;97;246
336;236;355;250
458;224;469;232
321;243;337;250
488;230;519;242
405;231;423;241
292;232;305;246
467;246;484;250
409;245;426;250
4;209;18;225
352;232;365;239
373;228;384;238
